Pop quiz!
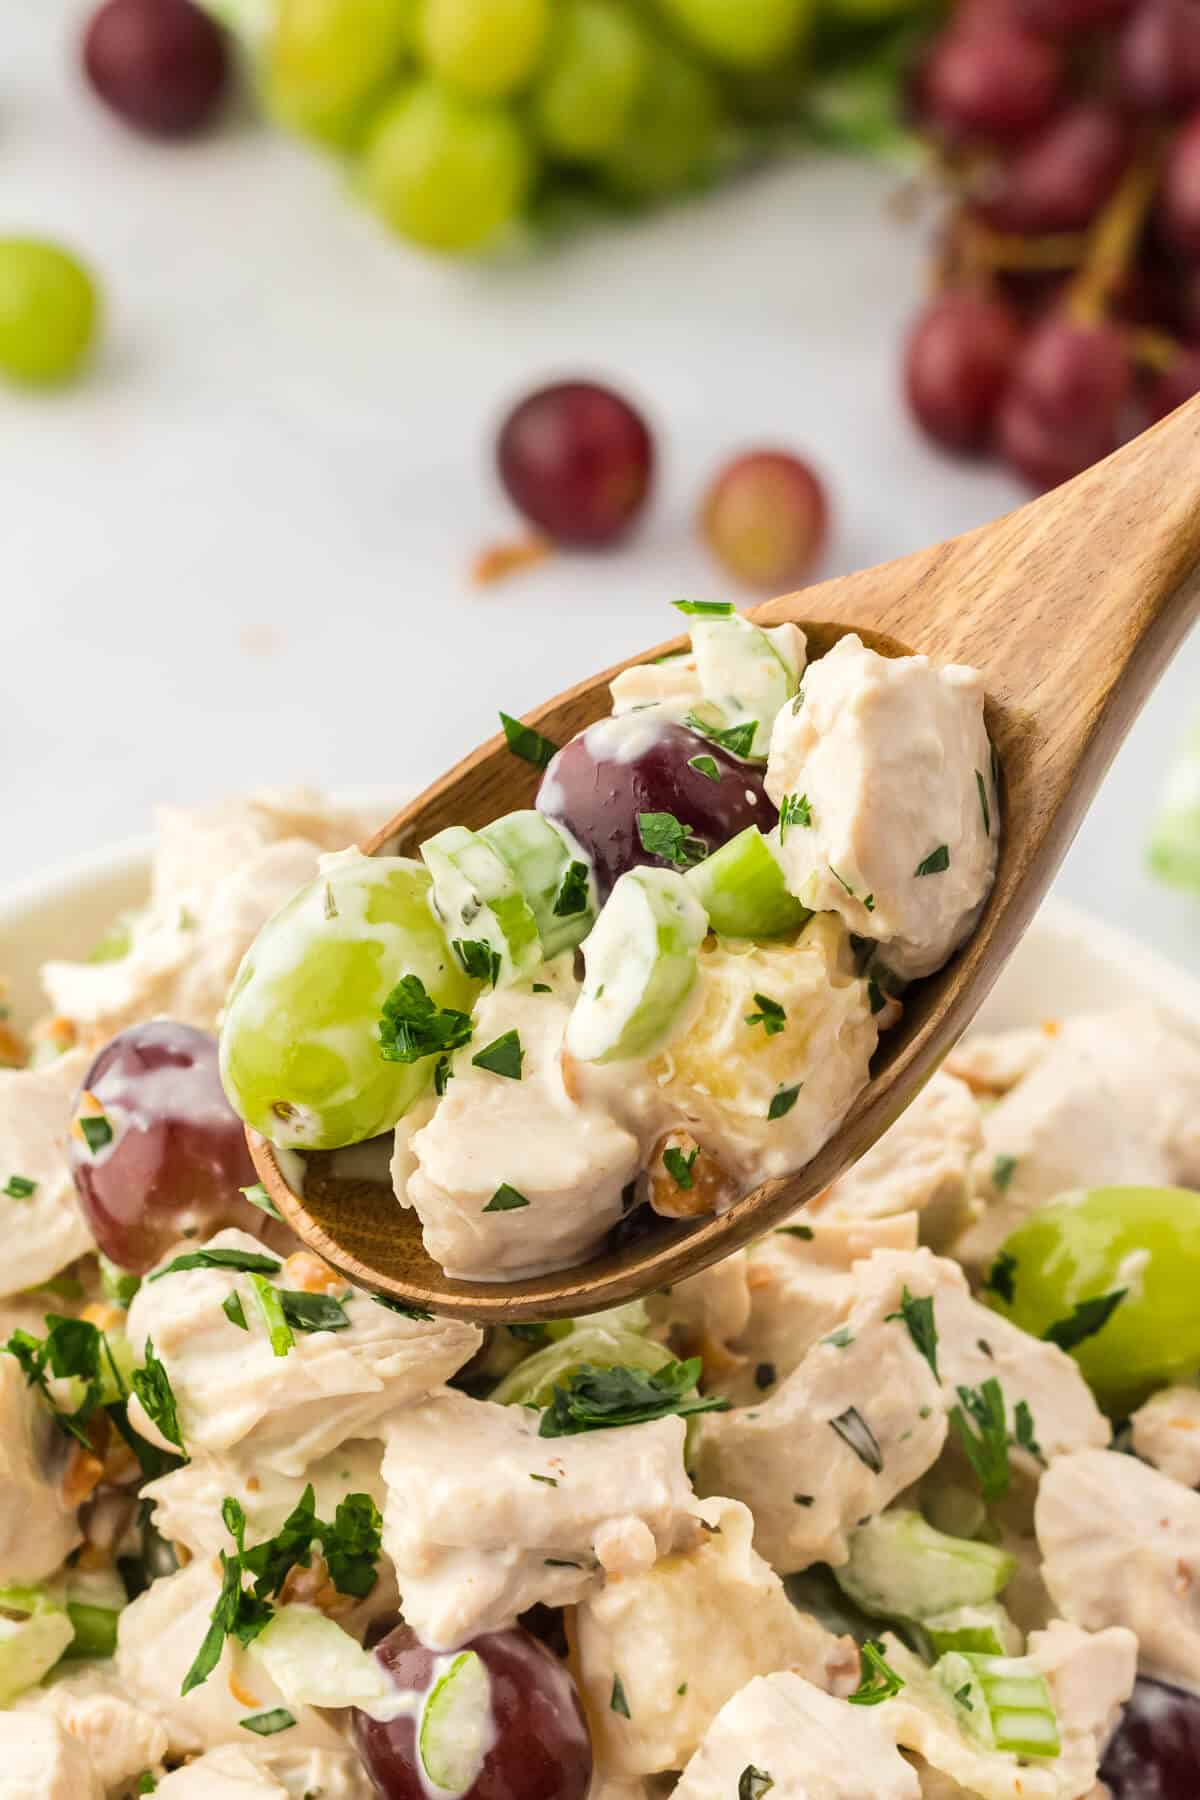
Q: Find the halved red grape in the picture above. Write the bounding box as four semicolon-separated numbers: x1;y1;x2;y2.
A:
496;380;654;547
700;449;827;590
977;104;1130;233
904;292;1023;452
69;1020;278;1273
83;0;230;137
351;1623;592;1800
1162;112;1200;253
917;25;1063;142
1100;1675;1200;1797
1118;0;1200;115
1147;345;1200;416
537;716;775;900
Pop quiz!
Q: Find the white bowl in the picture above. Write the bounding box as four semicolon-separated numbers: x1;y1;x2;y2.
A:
3;833;1200;1044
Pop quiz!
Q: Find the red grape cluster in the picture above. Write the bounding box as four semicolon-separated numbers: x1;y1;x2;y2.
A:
904;0;1200;488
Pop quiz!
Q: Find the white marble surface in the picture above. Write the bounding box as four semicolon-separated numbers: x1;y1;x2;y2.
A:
4;0;1200;972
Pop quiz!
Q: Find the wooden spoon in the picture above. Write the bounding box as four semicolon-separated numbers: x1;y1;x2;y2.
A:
249;397;1200;1322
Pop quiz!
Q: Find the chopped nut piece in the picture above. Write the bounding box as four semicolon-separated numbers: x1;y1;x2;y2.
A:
645;1133;735;1220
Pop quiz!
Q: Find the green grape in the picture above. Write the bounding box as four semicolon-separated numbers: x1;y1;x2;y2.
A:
361;79;534;253
490;1323;674;1405
983;1186;1200;1415
419;0;550;99
823;0;919;18
652;0;813;71
265;0;417;148
220;855;476;1150
533;0;648;162
602;43;723;200
0;240;98;387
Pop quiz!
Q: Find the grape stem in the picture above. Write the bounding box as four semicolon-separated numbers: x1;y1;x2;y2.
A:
1066;134;1165;328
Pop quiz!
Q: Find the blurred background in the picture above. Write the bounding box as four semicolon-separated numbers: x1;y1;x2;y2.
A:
5;0;1200;966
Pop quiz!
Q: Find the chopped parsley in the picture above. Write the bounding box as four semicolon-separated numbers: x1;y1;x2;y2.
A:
755;1361;776;1390
823;1327;855;1349
677;1681;688;1696
136;1776;158;1795
776;1223;813;1240
379;976;473;1065
828;865;856;898
610;1673;632;1717
848;1639;905;1706
499;711;558;770
240;1181;283;1222
539;1358;729;1438
767;1084;801;1121
150;1248;281;1283
2;1175;35;1201
687;754;721;782
739;1769;773;1800
279;1290;350;1334
778;793;812;841
983;1251;1018;1305
637;811;708;869
323;884;337;921
830;1406;883;1474
949;1377;1011;1501
532;982;552;994
434;1055;451;1097
886;1287;939;1381
222;1292;248;1331
472;1030;524;1080
483;1183;530;1213
663;1144;698;1190
453;939;501;986
794;1493;814;1507
954;1683;974;1711
240;1708;295;1736
745;993;786;1038
553;861;591;918
991;1154;1018;1194
529;1472;558;1487
976;769;991;836
373;1296;434;1322
914;845;951;877
1013;1399;1043;1461
78;1114;113;1155
673;599;734;617
248;1274;293;1358
1043;1290;1127;1352
683;713;758;760
131;1337;185;1453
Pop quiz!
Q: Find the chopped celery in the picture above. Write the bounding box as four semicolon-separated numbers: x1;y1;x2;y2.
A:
935;1650;1060;1759
63;1602;120;1660
421;826;542;986
479;811;596;960
249;1606;396;1715
0;1608;74;1702
685;826;810;939
1149;719;1200;894
490;1324;672;1407
566;867;707;1063
834;1511;1015;1625
922;1602;1022;1659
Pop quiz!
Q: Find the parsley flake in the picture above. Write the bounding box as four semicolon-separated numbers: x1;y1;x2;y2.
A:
248;1274;294;1358
949;1377;1011;1501
976;769;991;836
240;1708;295;1736
983;1251;1018;1305
373;1296;434;1321
830;1406;883;1474
78;1114;113;1155
1043;1289;1127;1352
794;1493;814;1506
553;861;591;918
828;865;856;898
886;1287;940;1380
1013;1399;1043;1461
823;1327;855;1349
150;1248;281;1283
683;712;758;760
132;1338;185;1452
610;1673;631;1717
915;845;951;877
754;1361;776;1390
529;1472;558;1487
739;1769;773;1800
472;1030;525;1080
778;793;812;842
222;1292;248;1331
776;1223;814;1240
687;754;721;782
483;1184;530;1213
499;711;558;770
848;1639;905;1706
453;939;501;986
279;1291;350;1334
991;1154;1018;1194
745;993;786;1037
379;976;473;1065
672;599;734;617
663;1144;698;1190
240;1182;283;1222
637;811;708;868
539;1359;729;1438
767;1084;801;1121
2;1175;35;1201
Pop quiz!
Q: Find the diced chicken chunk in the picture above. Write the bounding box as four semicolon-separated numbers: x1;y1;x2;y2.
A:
1130;1385;1200;1489
956;1009;1200;1270
0;1047;93;1296
765;635;997;980
647;1253;751;1363
42;790;376;1045
693;1255;947;1572
399;987;639;1281
1036;1448;1200;1689
15;1662;169;1793
672;1671;920;1800
116;1558;348;1758
157;1744;376;1798
810;1071;983;1250
380;1388;701;1647
0;1356;80;1583
125;1228;480;1472
0;1713;103;1800
610;650;703;717
575;1496;858;1777
944;1026;1054;1098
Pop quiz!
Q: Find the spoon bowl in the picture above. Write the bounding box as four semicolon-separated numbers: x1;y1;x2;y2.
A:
249;396;1200;1321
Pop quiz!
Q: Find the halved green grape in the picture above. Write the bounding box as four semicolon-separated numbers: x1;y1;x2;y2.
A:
251;1605;396;1711
0;1606;73;1704
685;826;809;938
419;0;550;98
602;43;723;200
983;1186;1200;1414
422;824;543;984
0;240;99;386
653;0;813;71
566;867;707;1063
419;1650;492;1793
490;1323;672;1406
220;854;475;1150
1148;718;1200;895
361;79;534;253
479;811;597;959
688;614;801;758
834;1512;1015;1626
533;0;648;162
264;0;416;147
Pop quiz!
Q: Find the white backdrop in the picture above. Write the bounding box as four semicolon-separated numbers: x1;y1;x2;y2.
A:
5;0;1200;972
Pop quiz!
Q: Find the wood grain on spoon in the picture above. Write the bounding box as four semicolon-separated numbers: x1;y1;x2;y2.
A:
250;395;1200;1322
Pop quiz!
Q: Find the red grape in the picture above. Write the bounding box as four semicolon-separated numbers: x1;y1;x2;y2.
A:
1147;344;1200;414
69;1020;279;1272
537;717;775;900
1161;111;1200;251
917;25;1063;142
496;380;653;547
1118;0;1200;114
977;104;1130;233
1015;313;1132;421
904;292;1022;452
352;1624;592;1800
1016;0;1131;29
1100;1675;1200;1797
83;0;230;137
997;387;1117;485
699;450;827;590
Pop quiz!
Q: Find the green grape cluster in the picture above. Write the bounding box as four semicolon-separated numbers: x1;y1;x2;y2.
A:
237;0;929;256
